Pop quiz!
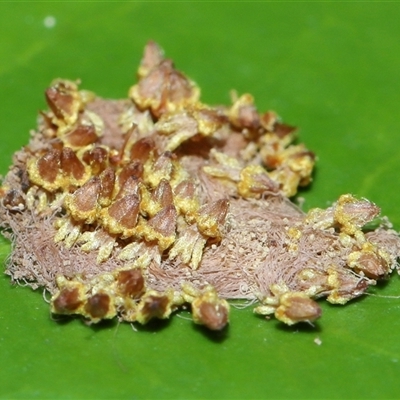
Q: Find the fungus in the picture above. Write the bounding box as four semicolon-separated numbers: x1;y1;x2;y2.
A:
1;42;399;332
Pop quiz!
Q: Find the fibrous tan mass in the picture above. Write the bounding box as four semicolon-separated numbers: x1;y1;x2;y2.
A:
1;42;399;330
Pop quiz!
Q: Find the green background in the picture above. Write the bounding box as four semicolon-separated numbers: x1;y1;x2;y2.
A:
1;2;400;399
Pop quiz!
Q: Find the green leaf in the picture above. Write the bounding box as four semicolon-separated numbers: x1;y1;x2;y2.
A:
1;3;400;399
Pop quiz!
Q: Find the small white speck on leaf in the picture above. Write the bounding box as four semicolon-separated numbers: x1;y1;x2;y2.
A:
314;337;322;346
43;16;56;29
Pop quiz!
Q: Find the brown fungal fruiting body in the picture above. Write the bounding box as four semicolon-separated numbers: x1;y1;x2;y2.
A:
1;42;400;332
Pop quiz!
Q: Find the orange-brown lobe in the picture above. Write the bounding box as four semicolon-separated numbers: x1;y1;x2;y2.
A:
195;199;229;239
45;86;75;120
134;59;198;117
174;180;196;199
108;194;140;229
355;252;389;279
84;293;110;319
197;302;229;331
279;294;322;324
263;154;280;170
82;147;109;175
290;150;315;163
238;166;279;197
153;151;175;172
199;199;229;225
260;111;278;131
273;122;297;138
99;167;115;203
70;177;101;213
53;287;82;314
115;175;140;201
118;162;144;188
230;96;260;131
117;269;145;298
342;200;380;228
195;107;226;135
50;139;64;152
167;64;194;102
152;179;173;208
130;137;155;163
148;205;177;237
65;124;99;147
140;294;170;321
61;147;85;180
135;61;168;106
37;149;61;182
138;41;164;78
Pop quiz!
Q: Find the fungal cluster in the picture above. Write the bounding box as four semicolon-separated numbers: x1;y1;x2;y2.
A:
1;42;399;330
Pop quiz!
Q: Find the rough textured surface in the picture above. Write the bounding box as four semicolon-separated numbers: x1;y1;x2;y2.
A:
1;42;399;329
